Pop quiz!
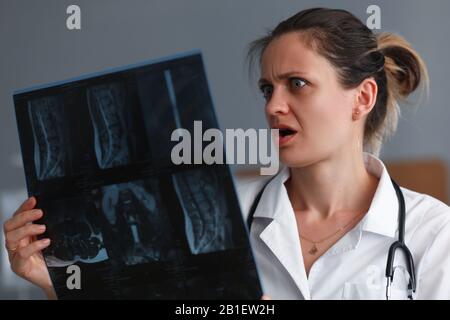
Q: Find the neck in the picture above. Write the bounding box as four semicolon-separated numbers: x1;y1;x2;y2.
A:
285;149;379;220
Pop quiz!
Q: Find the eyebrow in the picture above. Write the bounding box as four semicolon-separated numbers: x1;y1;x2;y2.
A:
258;71;310;86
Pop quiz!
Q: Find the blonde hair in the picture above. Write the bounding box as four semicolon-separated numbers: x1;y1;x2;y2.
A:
367;32;429;156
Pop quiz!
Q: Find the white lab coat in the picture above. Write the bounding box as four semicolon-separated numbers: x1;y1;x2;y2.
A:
236;152;450;300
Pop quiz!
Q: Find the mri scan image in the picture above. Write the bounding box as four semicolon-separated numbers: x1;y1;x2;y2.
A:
93;179;173;265
44;198;108;268
14;53;262;299
28;96;69;180
136;70;179;166
169;63;216;131
172;169;234;255
87;83;132;169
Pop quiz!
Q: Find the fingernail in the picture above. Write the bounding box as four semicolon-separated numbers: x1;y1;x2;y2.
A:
28;197;36;205
33;209;42;215
37;224;46;231
42;238;50;245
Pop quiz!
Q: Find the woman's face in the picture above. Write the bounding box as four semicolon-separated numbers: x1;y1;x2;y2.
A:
260;32;359;167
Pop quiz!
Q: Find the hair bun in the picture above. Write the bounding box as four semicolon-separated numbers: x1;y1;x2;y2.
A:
370;51;385;71
376;32;429;98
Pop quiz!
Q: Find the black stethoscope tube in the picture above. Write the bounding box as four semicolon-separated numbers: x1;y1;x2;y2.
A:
386;178;416;300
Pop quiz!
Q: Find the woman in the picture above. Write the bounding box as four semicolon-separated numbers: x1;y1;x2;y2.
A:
238;7;450;299
3;7;450;300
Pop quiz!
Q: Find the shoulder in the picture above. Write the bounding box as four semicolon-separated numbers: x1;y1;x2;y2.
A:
401;186;450;238
235;175;272;220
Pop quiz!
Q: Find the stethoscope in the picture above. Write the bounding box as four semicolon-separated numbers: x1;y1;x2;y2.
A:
246;176;417;300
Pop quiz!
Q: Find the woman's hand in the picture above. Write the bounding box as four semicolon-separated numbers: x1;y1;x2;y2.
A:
3;197;56;299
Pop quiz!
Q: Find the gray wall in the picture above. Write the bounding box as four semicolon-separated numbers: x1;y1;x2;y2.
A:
1;0;449;299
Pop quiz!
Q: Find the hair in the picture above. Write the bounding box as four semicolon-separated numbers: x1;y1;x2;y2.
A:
247;7;429;157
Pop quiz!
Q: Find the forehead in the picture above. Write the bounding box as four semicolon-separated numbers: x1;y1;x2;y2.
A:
260;32;335;79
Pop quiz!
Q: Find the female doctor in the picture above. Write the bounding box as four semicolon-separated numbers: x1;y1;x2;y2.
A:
238;7;450;299
2;7;450;300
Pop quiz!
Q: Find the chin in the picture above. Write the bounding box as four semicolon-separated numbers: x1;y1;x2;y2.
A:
279;145;326;168
279;150;311;168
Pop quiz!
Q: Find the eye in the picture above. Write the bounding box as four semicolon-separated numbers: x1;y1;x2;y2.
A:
259;84;273;100
290;78;307;89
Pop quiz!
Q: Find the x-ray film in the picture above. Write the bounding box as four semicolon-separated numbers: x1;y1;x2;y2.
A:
13;52;262;299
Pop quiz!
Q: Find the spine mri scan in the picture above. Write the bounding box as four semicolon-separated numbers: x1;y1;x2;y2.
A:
172;169;233;255
28;96;68;180
87;83;131;169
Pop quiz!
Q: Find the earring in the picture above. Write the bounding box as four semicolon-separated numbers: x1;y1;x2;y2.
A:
353;110;360;120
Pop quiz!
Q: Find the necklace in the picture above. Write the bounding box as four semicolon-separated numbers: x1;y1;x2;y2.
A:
297;210;367;255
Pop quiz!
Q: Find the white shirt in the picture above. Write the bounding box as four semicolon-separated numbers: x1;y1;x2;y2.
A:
237;152;450;300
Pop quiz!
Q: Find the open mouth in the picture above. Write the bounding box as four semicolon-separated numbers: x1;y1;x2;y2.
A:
275;126;298;146
279;128;297;137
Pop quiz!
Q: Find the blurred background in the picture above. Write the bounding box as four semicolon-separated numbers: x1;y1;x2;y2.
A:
1;0;449;299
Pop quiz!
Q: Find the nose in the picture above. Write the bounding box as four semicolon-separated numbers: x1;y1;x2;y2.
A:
265;89;290;117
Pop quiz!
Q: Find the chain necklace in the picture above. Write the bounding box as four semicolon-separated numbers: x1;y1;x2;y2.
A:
297;210;367;255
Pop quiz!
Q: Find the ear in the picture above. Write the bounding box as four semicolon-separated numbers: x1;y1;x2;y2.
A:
352;77;378;121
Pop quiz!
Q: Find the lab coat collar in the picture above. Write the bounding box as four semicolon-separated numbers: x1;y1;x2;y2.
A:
360;152;399;239
253;152;399;238
253;166;310;298
252;165;291;220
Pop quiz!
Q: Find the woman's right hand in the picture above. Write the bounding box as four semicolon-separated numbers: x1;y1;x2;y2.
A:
3;197;56;299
